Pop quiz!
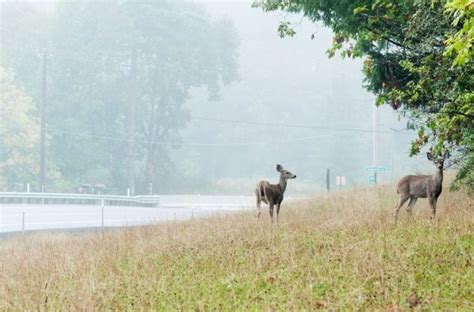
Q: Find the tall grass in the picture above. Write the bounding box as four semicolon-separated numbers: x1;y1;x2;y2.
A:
0;184;473;310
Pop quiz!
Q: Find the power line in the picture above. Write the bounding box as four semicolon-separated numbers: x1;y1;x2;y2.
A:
46;123;413;148
191;115;412;134
43;109;414;148
50;127;347;146
46;127;289;147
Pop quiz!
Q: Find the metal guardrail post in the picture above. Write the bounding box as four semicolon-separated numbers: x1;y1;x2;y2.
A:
101;199;105;228
22;211;25;232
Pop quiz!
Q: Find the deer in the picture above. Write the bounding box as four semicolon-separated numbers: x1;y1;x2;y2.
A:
255;164;296;222
393;151;448;223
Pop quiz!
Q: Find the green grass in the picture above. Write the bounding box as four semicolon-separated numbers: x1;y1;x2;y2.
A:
1;185;473;310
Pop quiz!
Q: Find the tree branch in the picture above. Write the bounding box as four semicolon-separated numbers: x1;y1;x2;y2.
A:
441;111;474;119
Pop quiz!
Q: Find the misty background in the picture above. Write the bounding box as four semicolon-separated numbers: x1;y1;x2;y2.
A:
0;0;431;196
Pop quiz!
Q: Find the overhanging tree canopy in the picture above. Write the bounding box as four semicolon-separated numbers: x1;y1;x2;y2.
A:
254;0;473;191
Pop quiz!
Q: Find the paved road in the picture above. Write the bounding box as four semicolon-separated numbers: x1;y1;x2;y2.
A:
0;196;256;233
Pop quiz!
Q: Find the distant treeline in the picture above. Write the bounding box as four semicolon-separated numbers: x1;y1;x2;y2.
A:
0;1;239;194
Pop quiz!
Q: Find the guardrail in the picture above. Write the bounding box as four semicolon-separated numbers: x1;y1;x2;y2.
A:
0;193;259;208
0;192;257;234
0;192;160;207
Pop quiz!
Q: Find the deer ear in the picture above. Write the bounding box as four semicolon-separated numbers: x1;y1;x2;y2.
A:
427;152;433;161
276;164;283;172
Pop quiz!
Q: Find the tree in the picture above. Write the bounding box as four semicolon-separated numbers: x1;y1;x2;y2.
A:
443;0;474;191
1;0;239;193
0;67;40;190
117;1;239;192
445;0;474;67
254;0;474;191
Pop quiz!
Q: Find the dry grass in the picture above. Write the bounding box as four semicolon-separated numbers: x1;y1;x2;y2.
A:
0;184;473;310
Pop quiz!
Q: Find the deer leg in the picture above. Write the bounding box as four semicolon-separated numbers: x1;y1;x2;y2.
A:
269;204;274;223
276;203;281;223
256;196;261;219
406;197;417;218
255;188;263;219
256;200;262;219
429;197;437;219
393;195;409;223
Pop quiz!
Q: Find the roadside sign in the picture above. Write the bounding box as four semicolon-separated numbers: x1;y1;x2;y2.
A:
368;174;376;185
366;166;388;172
336;176;346;186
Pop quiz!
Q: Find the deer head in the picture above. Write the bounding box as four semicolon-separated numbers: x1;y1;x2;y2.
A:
427;150;448;170
276;164;297;180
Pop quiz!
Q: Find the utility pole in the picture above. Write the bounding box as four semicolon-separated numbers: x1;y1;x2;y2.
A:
127;45;137;195
39;49;47;193
326;168;330;192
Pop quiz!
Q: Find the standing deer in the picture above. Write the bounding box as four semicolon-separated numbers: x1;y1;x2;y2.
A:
255;164;296;222
393;151;447;222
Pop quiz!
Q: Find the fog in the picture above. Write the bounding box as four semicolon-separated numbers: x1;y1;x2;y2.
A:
0;0;431;196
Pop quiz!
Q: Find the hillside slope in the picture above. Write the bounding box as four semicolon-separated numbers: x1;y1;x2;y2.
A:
0;185;473;310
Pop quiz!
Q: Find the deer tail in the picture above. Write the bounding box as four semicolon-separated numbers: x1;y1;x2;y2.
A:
256;183;263;201
262;184;268;201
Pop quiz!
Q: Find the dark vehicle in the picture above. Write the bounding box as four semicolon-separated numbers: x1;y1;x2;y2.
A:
76;184;92;194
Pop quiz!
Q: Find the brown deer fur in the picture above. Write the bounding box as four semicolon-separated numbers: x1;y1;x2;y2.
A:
255;164;296;222
393;151;447;222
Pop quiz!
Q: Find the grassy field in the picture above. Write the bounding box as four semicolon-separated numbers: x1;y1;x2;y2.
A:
0;184;473;310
